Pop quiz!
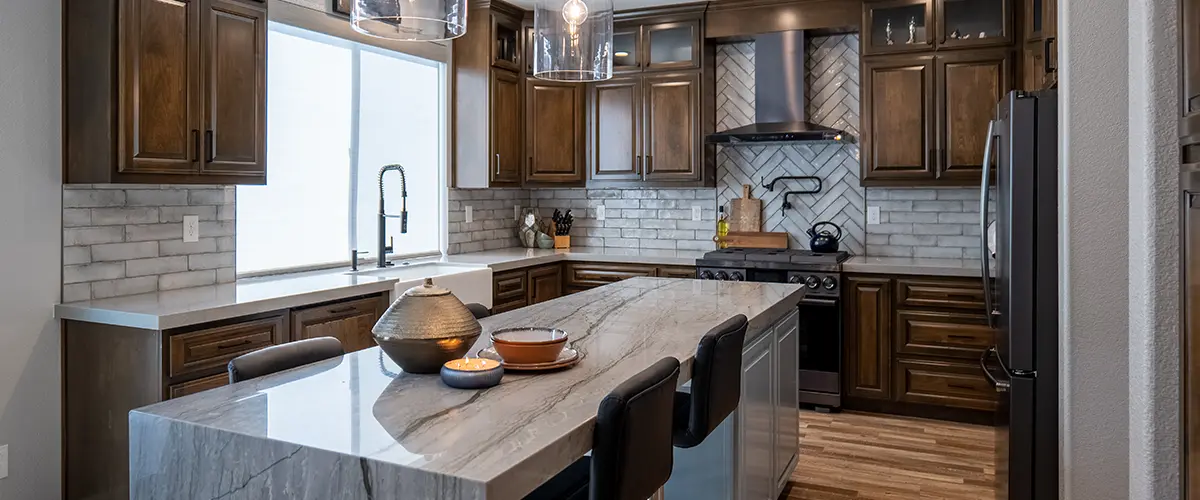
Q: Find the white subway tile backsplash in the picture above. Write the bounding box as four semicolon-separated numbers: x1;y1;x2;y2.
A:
63;185;235;301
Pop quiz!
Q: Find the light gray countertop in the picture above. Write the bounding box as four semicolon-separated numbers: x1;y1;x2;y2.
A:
843;256;988;278
129;278;806;500
55;247;706;330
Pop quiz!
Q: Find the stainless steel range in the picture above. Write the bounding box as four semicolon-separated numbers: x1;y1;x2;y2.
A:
696;248;850;410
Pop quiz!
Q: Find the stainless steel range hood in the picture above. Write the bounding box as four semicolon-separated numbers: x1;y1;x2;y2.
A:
706;31;855;145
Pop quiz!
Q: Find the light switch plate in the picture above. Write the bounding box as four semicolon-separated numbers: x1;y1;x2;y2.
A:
866;206;881;225
596;205;606;221
0;444;9;479
465;206;473;223
182;216;200;242
514;205;521;221
692;206;702;221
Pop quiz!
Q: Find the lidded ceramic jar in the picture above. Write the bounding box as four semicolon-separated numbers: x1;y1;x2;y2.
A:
372;278;482;373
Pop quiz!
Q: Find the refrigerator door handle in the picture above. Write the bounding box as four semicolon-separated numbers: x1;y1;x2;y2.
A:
980;346;1010;392
979;119;997;328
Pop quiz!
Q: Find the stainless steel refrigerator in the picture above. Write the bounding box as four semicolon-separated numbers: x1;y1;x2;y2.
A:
978;90;1058;500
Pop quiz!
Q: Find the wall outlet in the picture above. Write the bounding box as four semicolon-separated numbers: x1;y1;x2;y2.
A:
867;206;881;225
465;206;473;223
182;215;200;242
514;205;521;221
692;206;702;221
0;444;9;479
596;204;606;221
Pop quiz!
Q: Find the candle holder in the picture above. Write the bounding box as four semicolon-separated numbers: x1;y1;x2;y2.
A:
440;357;504;389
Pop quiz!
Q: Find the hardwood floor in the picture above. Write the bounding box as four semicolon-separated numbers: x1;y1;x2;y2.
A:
784;410;997;500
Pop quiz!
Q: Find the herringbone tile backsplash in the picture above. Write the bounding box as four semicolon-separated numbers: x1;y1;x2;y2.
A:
716;37;866;254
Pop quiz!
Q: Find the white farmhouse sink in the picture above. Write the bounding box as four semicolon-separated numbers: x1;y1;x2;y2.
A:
346;262;493;308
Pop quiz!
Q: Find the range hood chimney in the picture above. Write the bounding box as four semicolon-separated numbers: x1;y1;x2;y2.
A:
706;31;854;145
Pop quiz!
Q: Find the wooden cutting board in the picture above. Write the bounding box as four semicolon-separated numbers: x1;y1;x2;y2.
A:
729;184;762;232
723;232;789;249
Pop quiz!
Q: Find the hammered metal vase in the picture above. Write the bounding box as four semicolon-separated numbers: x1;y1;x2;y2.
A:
372;278;483;374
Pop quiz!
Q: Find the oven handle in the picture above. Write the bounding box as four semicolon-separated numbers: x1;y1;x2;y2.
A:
799;297;838;306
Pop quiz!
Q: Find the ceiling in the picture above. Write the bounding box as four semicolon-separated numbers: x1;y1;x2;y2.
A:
503;0;696;11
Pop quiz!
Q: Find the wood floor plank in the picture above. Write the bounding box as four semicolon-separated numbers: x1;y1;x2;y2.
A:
786;410;997;500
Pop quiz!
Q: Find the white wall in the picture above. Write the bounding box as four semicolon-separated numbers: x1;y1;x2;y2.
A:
0;1;63;499
1126;0;1180;496
1059;0;1131;497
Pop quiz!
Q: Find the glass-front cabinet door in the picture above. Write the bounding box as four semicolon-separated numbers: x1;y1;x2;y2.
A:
612;23;641;73
643;21;700;71
863;0;934;54
936;0;1012;48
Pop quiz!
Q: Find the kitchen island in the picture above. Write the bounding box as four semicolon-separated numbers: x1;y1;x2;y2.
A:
128;277;804;499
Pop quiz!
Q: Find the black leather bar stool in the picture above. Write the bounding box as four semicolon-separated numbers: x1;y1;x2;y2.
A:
673;314;748;448
465;303;491;319
525;357;682;500
227;337;345;383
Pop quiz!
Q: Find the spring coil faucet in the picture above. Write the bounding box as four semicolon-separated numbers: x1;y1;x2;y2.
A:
378;164;409;268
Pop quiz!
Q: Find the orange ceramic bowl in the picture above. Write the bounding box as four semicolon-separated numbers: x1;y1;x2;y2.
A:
490;327;568;365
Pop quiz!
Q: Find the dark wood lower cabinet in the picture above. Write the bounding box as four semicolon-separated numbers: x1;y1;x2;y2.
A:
528;264;564;305
64;292;388;500
492;268;530;313
844;276;893;400
844;274;999;422
291;295;389;352
493;261;696;309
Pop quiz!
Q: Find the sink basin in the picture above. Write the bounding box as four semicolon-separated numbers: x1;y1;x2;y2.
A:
347;262;493;309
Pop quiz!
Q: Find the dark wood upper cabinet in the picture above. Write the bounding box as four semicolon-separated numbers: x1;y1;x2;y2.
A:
588;77;642;181
1020;40;1048;91
936;49;1012;181
490;69;524;186
526;81;585;183
65;0;267;185
863;0;935;55
642;20;701;71
862;55;937;184
612;23;643;73
643;72;701;182
290;295;388;353
1022;0;1055;41
491;12;522;72
844;276;893;400
934;0;1012;49
122;0;202;177
201;0;266;177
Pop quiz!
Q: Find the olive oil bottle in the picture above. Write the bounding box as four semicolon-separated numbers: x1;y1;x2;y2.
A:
716;206;730;248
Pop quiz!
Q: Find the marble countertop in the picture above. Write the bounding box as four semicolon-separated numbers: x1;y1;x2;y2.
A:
129;278;806;500
55;247;707;330
441;247;706;271
843;256;988;278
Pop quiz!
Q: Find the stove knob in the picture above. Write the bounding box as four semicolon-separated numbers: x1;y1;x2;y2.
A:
788;275;803;284
805;275;820;289
730;272;744;281
716;271;730;281
700;270;714;280
822;276;838;290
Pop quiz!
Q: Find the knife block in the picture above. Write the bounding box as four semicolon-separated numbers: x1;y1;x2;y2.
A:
554;235;570;249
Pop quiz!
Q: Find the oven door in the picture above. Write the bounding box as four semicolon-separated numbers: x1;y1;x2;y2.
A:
796;296;841;395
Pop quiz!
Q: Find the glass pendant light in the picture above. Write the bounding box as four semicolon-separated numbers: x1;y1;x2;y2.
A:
353;0;468;41
532;0;614;81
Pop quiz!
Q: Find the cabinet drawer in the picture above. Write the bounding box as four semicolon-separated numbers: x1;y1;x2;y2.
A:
291;295;387;352
896;278;987;310
658;265;697;279
894;309;994;358
894;357;998;411
167;373;228;399
566;262;657;289
168;315;286;378
493;269;529;313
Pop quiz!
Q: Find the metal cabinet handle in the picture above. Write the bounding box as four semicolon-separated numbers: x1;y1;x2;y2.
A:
205;130;215;163
191;130;200;162
217;339;253;350
636;155;642;173
646;155;653;174
327;306;357;314
1044;37;1056;73
495;154;501;176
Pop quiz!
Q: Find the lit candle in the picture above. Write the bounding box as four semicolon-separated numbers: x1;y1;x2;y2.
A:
440;356;504;389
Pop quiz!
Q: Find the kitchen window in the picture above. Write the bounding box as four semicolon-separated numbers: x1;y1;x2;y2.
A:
237;22;446;275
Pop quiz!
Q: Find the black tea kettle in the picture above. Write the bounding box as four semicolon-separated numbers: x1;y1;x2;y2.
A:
806;221;843;253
